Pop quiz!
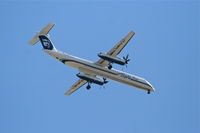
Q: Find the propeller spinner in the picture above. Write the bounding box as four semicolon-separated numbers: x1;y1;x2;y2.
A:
123;54;131;67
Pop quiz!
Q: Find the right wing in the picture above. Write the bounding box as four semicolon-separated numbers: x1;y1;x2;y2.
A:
95;31;135;67
64;79;87;95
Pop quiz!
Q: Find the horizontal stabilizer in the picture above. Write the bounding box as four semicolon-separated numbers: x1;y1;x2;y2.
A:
28;23;55;45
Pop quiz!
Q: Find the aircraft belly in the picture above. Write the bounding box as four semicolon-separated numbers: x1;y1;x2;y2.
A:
79;65;151;91
65;61;82;68
104;74;150;91
63;60;151;91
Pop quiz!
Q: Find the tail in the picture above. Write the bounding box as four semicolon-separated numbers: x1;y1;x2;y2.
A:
28;23;55;45
38;35;56;50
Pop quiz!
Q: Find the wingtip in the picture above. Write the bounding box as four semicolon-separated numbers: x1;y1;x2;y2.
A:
64;91;71;95
28;41;32;45
48;23;55;26
64;92;69;95
130;31;135;35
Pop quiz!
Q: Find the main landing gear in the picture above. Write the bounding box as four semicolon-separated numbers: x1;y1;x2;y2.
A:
147;90;151;94
108;63;112;69
86;83;91;90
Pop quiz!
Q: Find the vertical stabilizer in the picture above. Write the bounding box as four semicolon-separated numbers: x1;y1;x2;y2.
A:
38;35;56;50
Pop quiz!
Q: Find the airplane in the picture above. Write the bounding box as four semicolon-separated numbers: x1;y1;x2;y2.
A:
28;23;155;95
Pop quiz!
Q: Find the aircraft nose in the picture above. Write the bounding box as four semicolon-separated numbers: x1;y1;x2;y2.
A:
151;86;155;92
146;81;155;92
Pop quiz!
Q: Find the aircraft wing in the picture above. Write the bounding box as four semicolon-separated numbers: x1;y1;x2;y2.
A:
95;31;135;67
64;79;87;95
64;69;97;95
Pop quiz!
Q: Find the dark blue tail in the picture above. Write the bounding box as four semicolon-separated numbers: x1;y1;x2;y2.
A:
38;35;54;50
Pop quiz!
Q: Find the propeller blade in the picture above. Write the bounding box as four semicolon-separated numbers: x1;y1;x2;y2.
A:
126;54;129;60
103;77;108;84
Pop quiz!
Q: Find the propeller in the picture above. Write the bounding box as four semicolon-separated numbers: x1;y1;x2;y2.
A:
99;78;108;90
103;77;108;84
123;54;131;68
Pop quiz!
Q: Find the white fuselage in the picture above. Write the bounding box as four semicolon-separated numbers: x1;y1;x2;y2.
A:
44;49;155;92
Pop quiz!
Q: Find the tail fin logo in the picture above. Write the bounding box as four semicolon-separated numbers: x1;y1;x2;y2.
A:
42;39;51;49
39;35;54;50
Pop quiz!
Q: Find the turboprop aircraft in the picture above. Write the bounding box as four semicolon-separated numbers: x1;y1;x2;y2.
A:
28;23;155;95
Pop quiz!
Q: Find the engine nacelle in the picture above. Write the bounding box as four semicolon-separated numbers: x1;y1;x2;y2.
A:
98;53;126;65
76;73;106;85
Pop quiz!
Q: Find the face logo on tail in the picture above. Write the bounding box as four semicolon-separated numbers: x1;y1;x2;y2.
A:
42;39;51;49
39;35;54;50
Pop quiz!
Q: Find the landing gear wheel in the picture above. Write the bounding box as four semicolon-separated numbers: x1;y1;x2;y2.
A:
86;84;91;90
147;90;151;94
108;64;112;69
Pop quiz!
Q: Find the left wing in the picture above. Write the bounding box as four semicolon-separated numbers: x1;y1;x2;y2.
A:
95;31;135;67
64;69;97;95
64;79;87;95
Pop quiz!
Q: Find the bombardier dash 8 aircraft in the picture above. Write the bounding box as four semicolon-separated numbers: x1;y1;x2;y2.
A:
28;23;155;95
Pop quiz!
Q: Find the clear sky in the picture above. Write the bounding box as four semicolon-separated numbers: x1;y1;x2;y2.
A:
0;0;199;133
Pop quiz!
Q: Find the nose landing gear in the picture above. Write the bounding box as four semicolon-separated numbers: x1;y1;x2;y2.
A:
147;90;151;94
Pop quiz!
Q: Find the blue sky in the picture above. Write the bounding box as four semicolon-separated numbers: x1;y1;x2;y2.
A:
0;0;199;133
